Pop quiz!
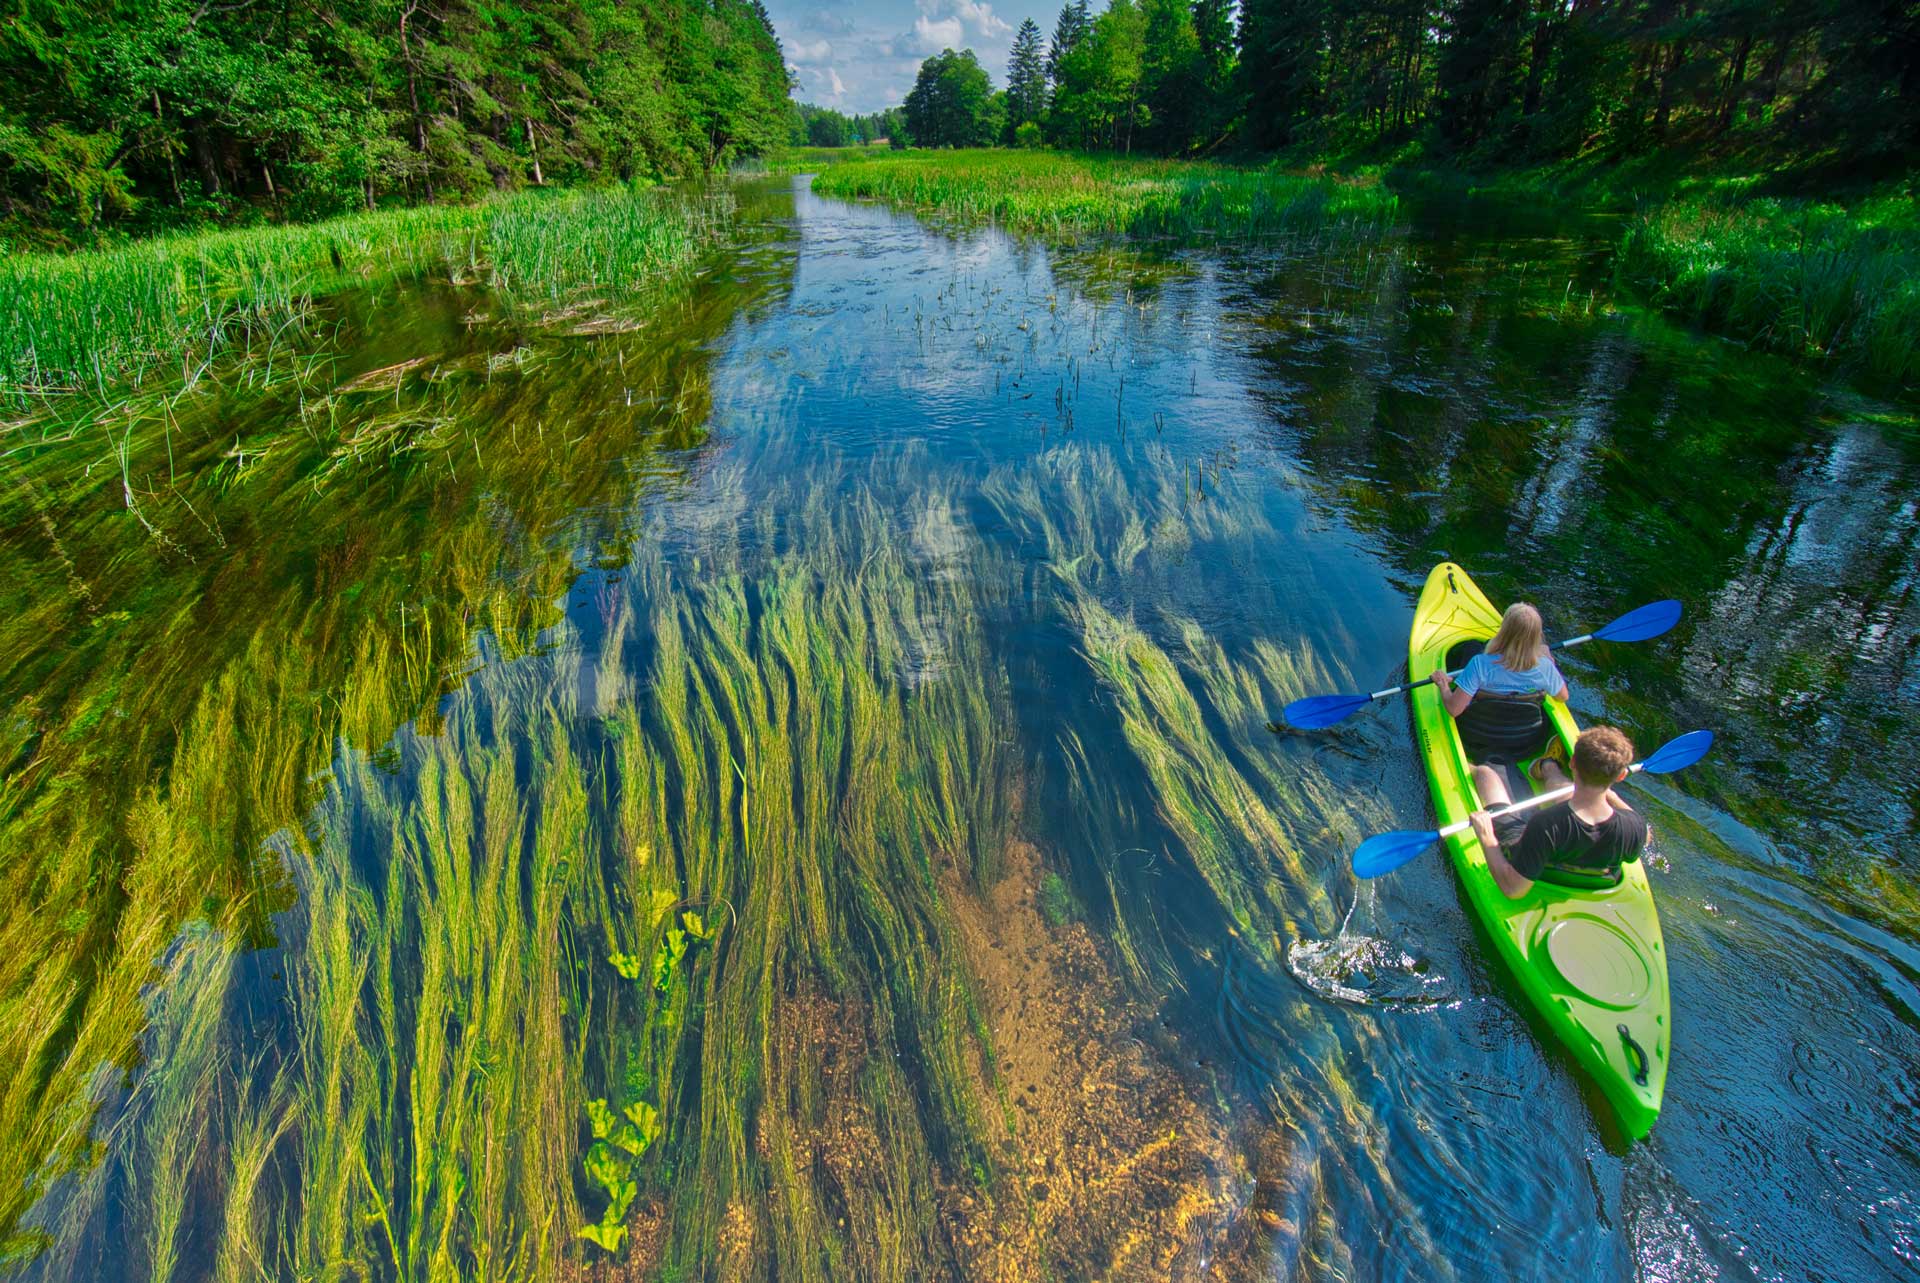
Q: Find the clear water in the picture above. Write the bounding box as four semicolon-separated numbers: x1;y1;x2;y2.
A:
2;174;1916;1281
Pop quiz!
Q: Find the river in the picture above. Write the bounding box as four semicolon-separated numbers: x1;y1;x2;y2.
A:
2;173;1915;1282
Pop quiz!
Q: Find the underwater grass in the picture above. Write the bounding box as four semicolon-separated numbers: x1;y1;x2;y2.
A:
810;150;1400;244
0;259;747;1268
7;401;1427;1280
6;205;1415;1276
0;183;729;407
1617;192;1920;384
12;453;1021;1281
979;447;1380;982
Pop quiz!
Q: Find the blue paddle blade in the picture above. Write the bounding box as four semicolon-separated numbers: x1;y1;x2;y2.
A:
1283;692;1374;729
1641;728;1714;774
1590;598;1683;644
1352;828;1442;879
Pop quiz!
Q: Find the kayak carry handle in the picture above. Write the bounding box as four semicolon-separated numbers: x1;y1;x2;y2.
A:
1617;1024;1650;1088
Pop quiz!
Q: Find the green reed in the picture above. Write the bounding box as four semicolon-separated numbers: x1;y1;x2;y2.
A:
747;144;903;177
811;150;1400;243
0;184;726;407
1618;192;1920;383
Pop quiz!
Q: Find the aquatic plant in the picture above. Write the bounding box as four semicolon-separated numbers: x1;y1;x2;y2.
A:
1618;192;1920;384
1037;873;1079;927
0;184;731;408
980;447;1382;985
810;150;1399;244
0;262;742;1269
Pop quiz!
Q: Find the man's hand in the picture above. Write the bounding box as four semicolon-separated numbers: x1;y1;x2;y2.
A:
1469;809;1497;850
1430;668;1452;692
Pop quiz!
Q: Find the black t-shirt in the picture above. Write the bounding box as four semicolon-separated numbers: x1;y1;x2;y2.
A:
1504;802;1648;880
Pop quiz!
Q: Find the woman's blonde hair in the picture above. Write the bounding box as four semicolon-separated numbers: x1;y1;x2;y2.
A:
1486;602;1548;670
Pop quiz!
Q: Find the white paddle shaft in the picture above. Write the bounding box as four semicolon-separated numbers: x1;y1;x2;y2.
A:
1436;760;1646;838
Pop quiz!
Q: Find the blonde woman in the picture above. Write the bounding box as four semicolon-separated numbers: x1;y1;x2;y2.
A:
1431;602;1568;762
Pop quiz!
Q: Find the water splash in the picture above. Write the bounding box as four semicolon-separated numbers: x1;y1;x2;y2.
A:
1285;894;1453;1008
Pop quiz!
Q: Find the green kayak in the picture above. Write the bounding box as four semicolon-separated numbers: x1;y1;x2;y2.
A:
1408;562;1669;1139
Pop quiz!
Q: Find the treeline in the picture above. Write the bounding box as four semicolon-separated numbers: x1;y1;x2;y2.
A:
789;104;910;149
0;0;794;246
902;0;1917;169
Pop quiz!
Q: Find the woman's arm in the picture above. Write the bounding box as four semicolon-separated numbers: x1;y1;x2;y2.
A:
1432;669;1473;716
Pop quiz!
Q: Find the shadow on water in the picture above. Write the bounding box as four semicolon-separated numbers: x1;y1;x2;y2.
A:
0;173;1915;1282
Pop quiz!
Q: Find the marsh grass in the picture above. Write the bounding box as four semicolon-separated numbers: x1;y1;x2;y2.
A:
811;150;1399;244
0;184;729;407
746;144;904;177
1617;194;1919;384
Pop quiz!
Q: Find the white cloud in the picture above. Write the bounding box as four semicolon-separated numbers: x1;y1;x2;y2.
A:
797;7;854;33
797;64;851;105
941;0;1012;38
769;0;1033;112
909;14;965;51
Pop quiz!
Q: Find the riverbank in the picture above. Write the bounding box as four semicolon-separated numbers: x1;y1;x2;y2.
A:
811;151;1398;241
0;184;730;409
807;147;1917;388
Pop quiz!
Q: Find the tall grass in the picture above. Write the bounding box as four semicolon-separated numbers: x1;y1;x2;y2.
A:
745;144;904;177
811;150;1399;243
1618;193;1920;383
0;184;729;407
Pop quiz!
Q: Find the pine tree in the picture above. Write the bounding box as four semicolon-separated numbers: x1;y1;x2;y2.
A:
1431;0;1529;149
1237;0;1329;147
1007;19;1049;131
1048;0;1092;89
1140;0;1201;150
1192;0;1235;91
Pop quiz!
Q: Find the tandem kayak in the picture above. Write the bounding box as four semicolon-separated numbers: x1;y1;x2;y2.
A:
1408;562;1670;1139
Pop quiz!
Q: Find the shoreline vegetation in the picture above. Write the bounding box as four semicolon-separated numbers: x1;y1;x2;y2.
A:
808;149;1918;388
0;185;732;410
5;148;1912;414
809;151;1399;241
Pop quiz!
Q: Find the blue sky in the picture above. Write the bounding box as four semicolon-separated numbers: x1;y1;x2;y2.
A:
767;0;1060;116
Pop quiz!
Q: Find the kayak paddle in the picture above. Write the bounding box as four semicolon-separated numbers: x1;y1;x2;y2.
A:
1350;729;1714;879
1282;598;1683;730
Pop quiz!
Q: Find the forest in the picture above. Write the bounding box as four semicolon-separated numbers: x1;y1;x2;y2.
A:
891;0;1917;174
6;0;1913;249
0;0;793;246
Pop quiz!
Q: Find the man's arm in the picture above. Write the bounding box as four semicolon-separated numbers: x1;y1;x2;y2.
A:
1468;811;1536;900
